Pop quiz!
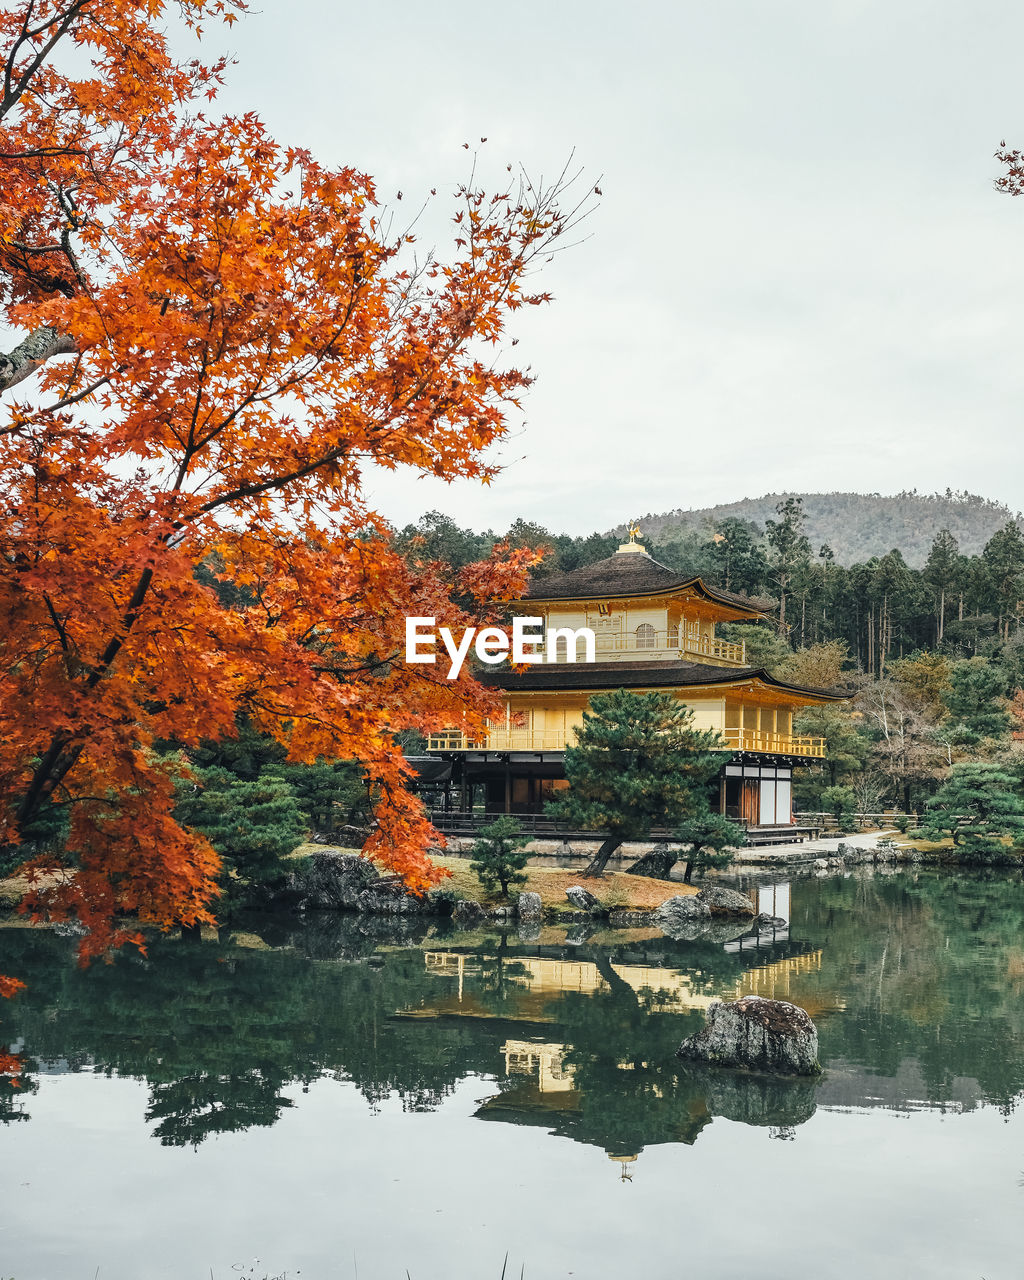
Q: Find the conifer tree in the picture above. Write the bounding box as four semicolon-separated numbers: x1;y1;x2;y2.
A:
547;691;724;877
174;768;307;911
469;816;530;898
943;659;1010;744
917;763;1024;862
765;497;812;636
673;811;747;883
924;529;961;643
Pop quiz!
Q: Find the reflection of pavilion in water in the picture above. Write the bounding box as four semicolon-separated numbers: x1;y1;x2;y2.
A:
422;945;834;1014
490;943;841;1098
725;882;791;953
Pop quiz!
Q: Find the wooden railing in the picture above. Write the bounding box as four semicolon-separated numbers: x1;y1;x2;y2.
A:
721;728;826;757
426;729;566;752
576;629;745;666
427;726;826;756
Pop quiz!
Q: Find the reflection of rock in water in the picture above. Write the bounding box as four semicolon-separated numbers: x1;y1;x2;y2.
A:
264;910;433;960
680;1064;818;1130
701;919;754;945
564;922;597;946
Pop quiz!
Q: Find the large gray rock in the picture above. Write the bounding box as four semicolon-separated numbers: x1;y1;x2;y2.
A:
695;885;755;916
654;894;711;939
451;898;486;925
677;997;821;1076
565;884;603;913
517;891;542;922
285;850;380;909
656;893;710;922
355;877;425;915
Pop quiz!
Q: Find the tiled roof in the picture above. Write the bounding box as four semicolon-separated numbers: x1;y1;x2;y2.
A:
479;659;847;699
526;549;763;613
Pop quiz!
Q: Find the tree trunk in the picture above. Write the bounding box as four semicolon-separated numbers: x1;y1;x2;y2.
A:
682;858;695;884
582;835;624;877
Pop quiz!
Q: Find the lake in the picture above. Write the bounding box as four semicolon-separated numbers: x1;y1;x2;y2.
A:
2;867;1023;1280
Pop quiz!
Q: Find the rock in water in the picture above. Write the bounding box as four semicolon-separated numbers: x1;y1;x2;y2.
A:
695;885;755;916
517;891;542;922
452;898;486;924
285;850;380;909
355;877;425;914
677;997;821;1076
565;884;602;913
654;894;711;939
655;894;710;923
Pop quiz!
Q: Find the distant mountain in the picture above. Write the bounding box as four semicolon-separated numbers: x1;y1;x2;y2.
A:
614;491;1023;568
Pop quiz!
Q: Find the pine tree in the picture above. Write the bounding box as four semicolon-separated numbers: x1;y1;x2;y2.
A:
546;691;724;877
924;529;961;644
917;763;1024;861
673;811;747;882
942;659;1010;744
982;522;1024;641
175;767;307;911
469;816;530;898
765;497;812;636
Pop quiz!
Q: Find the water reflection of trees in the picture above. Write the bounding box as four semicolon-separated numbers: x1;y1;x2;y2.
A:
795;870;1024;1110
1;870;1023;1151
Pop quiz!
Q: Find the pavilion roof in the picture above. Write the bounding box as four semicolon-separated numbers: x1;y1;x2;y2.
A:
525;548;766;615
480;658;847;701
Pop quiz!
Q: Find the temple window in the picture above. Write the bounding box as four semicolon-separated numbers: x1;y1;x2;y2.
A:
636;623;656;649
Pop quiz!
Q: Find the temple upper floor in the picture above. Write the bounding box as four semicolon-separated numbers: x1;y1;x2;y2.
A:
520;537;765;668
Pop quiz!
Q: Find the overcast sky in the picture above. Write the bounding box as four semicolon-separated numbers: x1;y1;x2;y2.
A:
207;0;1024;535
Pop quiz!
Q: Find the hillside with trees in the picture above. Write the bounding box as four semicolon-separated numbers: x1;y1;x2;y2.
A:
612;491;1022;567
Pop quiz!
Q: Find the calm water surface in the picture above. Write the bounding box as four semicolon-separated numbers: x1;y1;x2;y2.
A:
2;868;1023;1280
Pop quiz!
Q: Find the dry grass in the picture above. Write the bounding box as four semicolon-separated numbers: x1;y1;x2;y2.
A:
291;842;363;859
430;854;695;912
0;867;66;906
892;835;953;852
289;843;695;912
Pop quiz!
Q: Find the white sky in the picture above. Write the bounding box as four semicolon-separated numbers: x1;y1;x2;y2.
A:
189;2;1024;532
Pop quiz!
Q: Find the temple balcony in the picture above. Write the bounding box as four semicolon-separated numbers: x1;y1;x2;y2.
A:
720;728;826;758
567;629;746;667
426;726;826;757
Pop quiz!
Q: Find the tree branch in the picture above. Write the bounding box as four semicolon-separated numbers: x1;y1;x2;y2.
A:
0;326;77;394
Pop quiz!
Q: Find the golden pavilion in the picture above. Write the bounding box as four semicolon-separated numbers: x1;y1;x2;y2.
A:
425;533;845;833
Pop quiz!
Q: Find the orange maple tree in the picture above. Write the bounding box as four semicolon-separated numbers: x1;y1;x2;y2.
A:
0;0;587;975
